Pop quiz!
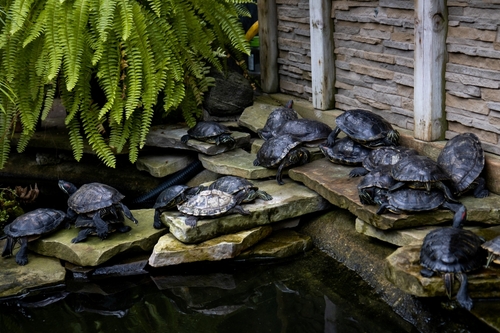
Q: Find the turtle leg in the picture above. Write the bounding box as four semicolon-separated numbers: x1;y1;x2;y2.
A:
276;160;287;185
71;228;94;243
420;268;435;278
472;177;489;198
230;205;250;216
485;252;496;268
117;202;138;224
455;272;473;310
441;201;467;228
180;134;190;144
116;223;132;233
1;236;15;257
376;203;389;215
443;272;455;300
15;237;29;266
326;127;341;147
435;181;459;203
92;212;110;239
184;216;198;228
153;209;166;229
349;167;369;178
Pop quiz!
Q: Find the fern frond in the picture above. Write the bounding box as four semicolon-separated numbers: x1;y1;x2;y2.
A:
8;0;37;35
81;104;116;167
67;117;84;161
22;6;47;47
117;0;133;41
45;0;63;81
41;83;56;120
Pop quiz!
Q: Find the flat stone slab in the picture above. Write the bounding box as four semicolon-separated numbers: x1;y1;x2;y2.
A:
237;95;286;134
163;179;331;243
237;229;313;260
29;209;167;267
135;152;198;178
145;124;251;155
0;240;66;298
385;245;500;298
148;226;272;267
289;158;500;230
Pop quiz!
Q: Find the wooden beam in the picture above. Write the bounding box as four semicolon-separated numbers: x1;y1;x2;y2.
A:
309;0;335;110
414;0;448;141
258;0;279;93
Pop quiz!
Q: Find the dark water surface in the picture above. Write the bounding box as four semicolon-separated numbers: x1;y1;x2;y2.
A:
0;248;495;333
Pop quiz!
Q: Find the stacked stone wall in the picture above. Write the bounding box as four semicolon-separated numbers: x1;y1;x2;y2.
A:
276;0;313;100
446;1;500;155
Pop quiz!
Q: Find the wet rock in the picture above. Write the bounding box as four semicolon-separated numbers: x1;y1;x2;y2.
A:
148;226;273;267
385;245;500;298
163;180;331;243
289;158;500;230
64;254;150;280
0;239;66;298
237;229;313;260
145;124;251;155
135;152;198;178
29;209;167;267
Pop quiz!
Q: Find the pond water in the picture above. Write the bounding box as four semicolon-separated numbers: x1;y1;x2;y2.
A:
0;248;495;333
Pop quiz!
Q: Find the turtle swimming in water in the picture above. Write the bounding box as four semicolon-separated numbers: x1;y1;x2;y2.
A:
2;208;67;265
181;121;235;146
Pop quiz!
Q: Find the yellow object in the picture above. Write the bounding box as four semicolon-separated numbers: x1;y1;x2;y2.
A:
245;21;259;41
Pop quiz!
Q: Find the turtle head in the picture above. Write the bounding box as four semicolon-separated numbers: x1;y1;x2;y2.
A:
287;147;310;166
58;180;78;196
386;129;400;146
216;134;236;146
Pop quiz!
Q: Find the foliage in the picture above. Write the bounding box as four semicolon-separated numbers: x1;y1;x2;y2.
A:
0;0;251;168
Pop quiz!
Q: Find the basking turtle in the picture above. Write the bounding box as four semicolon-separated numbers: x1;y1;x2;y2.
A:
253;134;310;185
481;236;500;268
71;210;131;243
177;189;250;227
181;121;235;146
275;119;332;146
357;165;397;205
327;109;400;148
349;146;419;177
319;137;371;166
257;100;299;140
376;188;467;229
2;208;67;265
58;180;138;239
389;155;457;202
202;176;273;203
437;132;488;198
420;227;485;310
153;185;198;229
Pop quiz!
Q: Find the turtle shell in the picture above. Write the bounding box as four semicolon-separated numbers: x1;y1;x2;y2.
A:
154;185;191;210
363;146;419;172
254;134;302;168
482;236;500;261
357;165;396;205
319;137;371;166
258;100;299;140
385;188;446;212
420;227;484;274
275;119;332;144
4;208;66;237
335;109;399;147
67;183;125;214
391;155;449;184
178;189;237;217
207;176;255;195
437;133;485;194
183;121;233;143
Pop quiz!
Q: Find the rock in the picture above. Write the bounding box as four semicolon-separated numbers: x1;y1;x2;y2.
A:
163;179;331;243
237;95;285;134
29;209;167;267
145;124;251;155
148;226;273;267
203;69;254;117
385;245;500;298
0;239;66;298
237;229;313;260
152;273;237;290
64;254;150;280
289;158;500;230
135;152;198;178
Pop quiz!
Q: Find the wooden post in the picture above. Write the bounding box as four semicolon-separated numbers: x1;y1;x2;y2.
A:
258;0;279;93
309;0;335;110
414;0;448;141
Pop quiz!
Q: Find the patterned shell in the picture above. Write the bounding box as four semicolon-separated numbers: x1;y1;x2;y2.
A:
275;119;332;143
154;185;190;210
178;189;236;217
68;183;125;213
258;100;298;140
391;155;449;184
481;236;500;258
420;227;484;274
186;121;231;140
319;137;371;166
336;109;399;145
207;176;255;195
363;146;419;172
386;188;445;212
4;208;66;237
357;165;397;191
255;134;301;168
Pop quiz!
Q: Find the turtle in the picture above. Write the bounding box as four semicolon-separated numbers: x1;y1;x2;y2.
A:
481;235;500;268
70;209;132;243
253;134;310;185
437;132;489;198
319;136;371;166
388;155;457;202
357;165;397;205
152;185;198;229
177;189;250;227
2;208;67;265
201;176;273;203
420;227;485;310
349;146;419;177
327;109;400;148
181;121;235;146
58;180;138;239
376;188;467;229
257;100;299;140
274;119;332;146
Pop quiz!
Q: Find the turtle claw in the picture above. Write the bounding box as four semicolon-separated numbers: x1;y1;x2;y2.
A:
184;216;198;228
